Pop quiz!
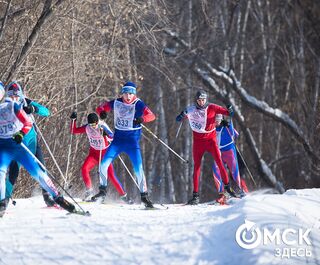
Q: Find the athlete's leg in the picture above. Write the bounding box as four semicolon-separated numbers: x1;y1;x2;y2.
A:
99;143;121;186
126;147;147;193
192;141;206;193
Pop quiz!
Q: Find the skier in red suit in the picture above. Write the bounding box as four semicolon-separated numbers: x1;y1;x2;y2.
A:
176;89;236;205
70;112;133;204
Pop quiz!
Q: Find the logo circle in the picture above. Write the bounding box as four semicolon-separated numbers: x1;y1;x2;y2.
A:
236;221;262;249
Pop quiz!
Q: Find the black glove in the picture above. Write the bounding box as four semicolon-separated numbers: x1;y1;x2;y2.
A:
70;111;77;120
176;111;186;122
13;131;25;144
99;111;107;120
220;120;229;127
133;117;144;126
227;104;234;116
23;105;38;114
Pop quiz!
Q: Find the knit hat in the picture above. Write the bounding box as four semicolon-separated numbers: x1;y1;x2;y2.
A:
121;82;137;94
6;81;23;98
195;89;208;109
195;89;208;100
87;113;99;124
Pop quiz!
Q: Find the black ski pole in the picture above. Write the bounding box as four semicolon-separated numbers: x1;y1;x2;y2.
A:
20;142;88;214
235;145;257;186
225;122;257;187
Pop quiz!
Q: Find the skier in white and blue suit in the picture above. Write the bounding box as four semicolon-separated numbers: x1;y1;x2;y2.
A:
95;81;156;208
0;82;76;215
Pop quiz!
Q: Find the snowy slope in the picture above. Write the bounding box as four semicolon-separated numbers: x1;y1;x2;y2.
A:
0;189;319;265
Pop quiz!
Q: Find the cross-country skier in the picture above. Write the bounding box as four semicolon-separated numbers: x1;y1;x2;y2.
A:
5;81;56;207
70;111;133;204
212;114;249;204
95;81;156;208
176;89;236;205
0;82;76;216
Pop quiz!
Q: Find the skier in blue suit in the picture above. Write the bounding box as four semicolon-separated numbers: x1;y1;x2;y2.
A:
4;81;56;206
0;82;75;216
95;81;156;208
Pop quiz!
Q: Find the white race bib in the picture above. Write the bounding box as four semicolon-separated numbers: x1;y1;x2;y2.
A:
114;99;140;130
0;101;23;138
85;121;111;150
186;105;215;133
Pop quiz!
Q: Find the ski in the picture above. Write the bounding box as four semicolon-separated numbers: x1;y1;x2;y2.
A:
207;197;241;206
67;209;91;216
144;204;169;210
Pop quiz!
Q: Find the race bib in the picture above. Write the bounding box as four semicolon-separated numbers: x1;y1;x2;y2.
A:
114;99;140;130
85;123;107;150
0;102;23;138
186;105;214;133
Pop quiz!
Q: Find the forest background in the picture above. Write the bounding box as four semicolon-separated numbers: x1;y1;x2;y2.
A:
0;0;319;203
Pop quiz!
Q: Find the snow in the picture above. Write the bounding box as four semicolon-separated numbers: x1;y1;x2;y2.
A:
0;189;319;265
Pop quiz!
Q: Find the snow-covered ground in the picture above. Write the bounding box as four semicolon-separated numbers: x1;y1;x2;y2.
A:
0;189;319;265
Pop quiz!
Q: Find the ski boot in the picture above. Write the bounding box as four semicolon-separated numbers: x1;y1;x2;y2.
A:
140;192;154;208
54;196;75;213
83;188;94;202
215;192;227;205
239;189;247;198
224;183;237;198
91;185;107;202
42;189;56;207
187;192;200;205
120;193;134;205
0;199;8;217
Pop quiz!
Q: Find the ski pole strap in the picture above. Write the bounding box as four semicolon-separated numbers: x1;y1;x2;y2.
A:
141;124;189;164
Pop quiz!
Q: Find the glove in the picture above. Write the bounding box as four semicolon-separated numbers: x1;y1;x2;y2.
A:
220;120;229;127
70;111;77;120
13;131;25;144
176;111;186;122
99;111;107;120
133;117;144;126
23;105;38;114
227;104;234;116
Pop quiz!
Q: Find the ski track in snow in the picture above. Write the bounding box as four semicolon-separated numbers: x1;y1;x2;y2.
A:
0;189;319;265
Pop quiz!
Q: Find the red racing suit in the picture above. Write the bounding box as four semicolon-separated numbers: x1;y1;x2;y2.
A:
70;120;125;196
184;103;230;193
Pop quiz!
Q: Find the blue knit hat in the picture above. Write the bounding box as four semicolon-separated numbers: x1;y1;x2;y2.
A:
121;82;137;94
